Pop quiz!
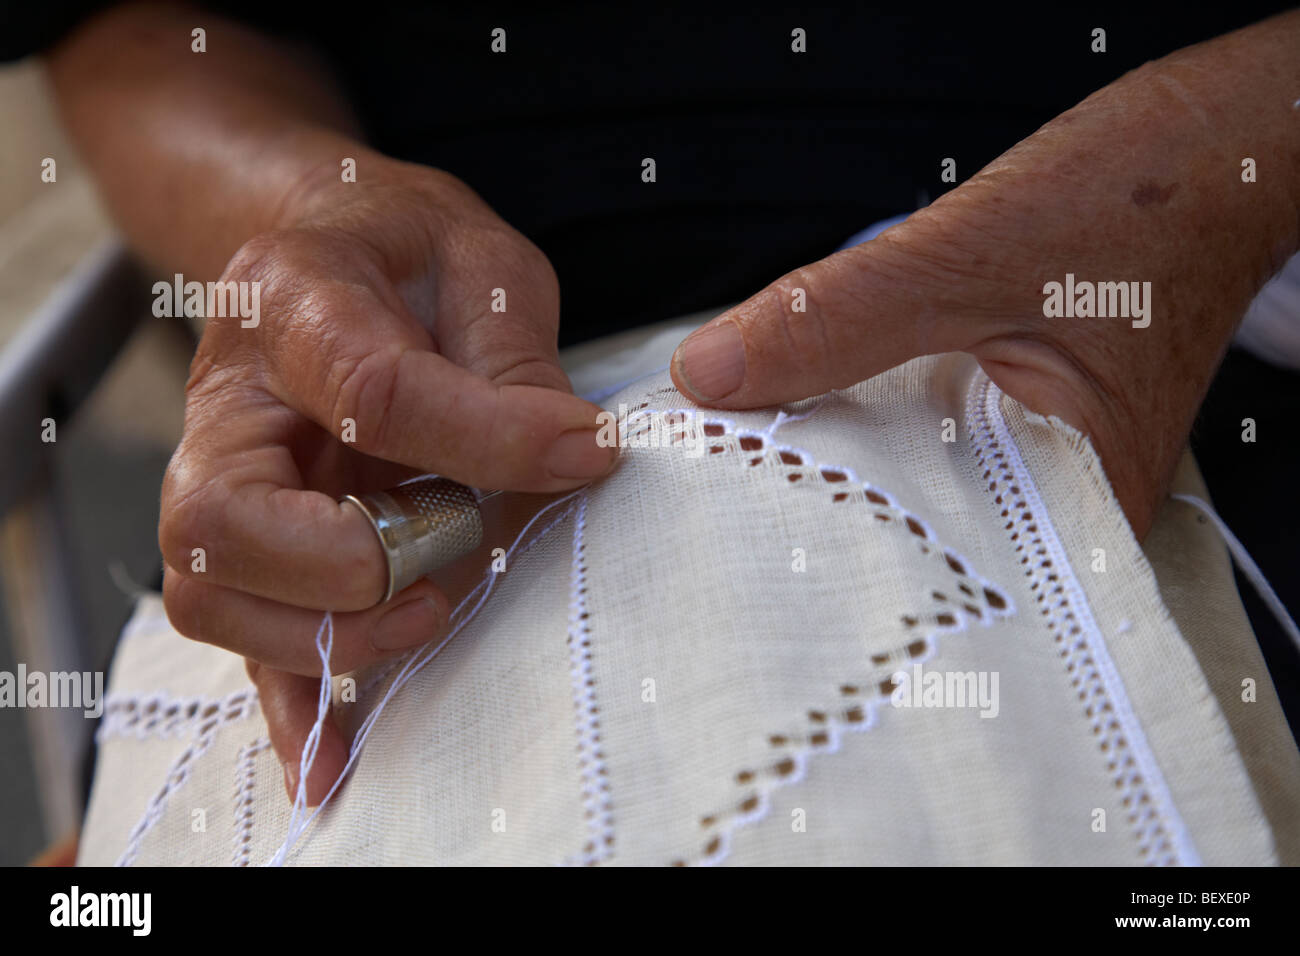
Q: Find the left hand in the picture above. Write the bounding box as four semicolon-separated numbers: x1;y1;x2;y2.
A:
672;44;1299;541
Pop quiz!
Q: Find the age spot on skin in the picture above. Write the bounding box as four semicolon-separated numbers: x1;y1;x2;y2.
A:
1131;181;1180;207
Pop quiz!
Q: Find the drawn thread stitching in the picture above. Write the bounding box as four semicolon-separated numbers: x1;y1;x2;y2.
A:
115;688;259;867
621;407;1014;865
624;407;1009;612
965;374;1199;867
98;689;256;743
563;494;615;865
672;588;1009;865
232;736;271;867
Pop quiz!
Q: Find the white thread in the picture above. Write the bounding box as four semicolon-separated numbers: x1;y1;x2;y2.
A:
562;494;615;866
353;651;409;703
1172;493;1300;654
268;610;334;866
115;688;258;866
967;374;1200;866
107;560;153;601
263;489;584;865
232;736;271;867
763;398;826;436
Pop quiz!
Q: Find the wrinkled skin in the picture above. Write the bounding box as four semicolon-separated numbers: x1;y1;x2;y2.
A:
673;58;1298;543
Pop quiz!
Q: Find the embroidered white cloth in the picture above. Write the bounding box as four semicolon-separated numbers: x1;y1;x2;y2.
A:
77;330;1300;865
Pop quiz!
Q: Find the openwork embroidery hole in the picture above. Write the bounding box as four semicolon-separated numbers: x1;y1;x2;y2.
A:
622;405;1013;865
114;689;259;867
233;737;271;867
563;494;615;866
626;408;1011;616
670;587;1006;866
99;690;255;743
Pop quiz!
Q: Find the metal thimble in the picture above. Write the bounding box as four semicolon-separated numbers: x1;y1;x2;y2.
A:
341;477;485;605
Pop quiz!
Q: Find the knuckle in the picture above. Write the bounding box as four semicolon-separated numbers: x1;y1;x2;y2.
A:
766;267;835;375
327;346;403;455
162;572;204;642
459;224;560;313
514;239;560;306
158;463;222;579
222;231;335;339
222;231;297;288
878;206;1006;286
423;378;486;472
276;282;350;382
487;354;570;391
188;233;305;377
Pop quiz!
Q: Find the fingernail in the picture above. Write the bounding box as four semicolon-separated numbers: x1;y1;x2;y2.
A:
371;596;442;651
545;428;616;480
283;761;299;798
674;321;746;401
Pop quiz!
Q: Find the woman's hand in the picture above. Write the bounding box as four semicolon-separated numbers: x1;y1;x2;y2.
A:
50;6;616;805
159;159;615;804
673;19;1300;540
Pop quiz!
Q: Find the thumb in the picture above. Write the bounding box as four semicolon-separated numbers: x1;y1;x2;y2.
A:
670;235;981;408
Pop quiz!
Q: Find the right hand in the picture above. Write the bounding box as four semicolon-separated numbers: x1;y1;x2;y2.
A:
159;158;616;804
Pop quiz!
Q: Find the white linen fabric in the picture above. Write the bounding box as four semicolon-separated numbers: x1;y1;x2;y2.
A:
77;326;1300;866
1236;249;1300;371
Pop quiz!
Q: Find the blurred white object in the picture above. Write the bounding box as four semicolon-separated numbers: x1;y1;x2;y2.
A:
1236;251;1300;370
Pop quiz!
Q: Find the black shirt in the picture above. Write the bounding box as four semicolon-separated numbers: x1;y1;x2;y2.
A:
5;2;1293;342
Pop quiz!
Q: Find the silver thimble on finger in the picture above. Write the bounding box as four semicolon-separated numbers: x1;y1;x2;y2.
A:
341;477;485;605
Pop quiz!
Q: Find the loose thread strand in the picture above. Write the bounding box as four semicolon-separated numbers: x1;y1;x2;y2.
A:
264;488;584;865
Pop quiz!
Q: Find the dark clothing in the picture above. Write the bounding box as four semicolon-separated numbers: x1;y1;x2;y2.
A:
6;3;1292;341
